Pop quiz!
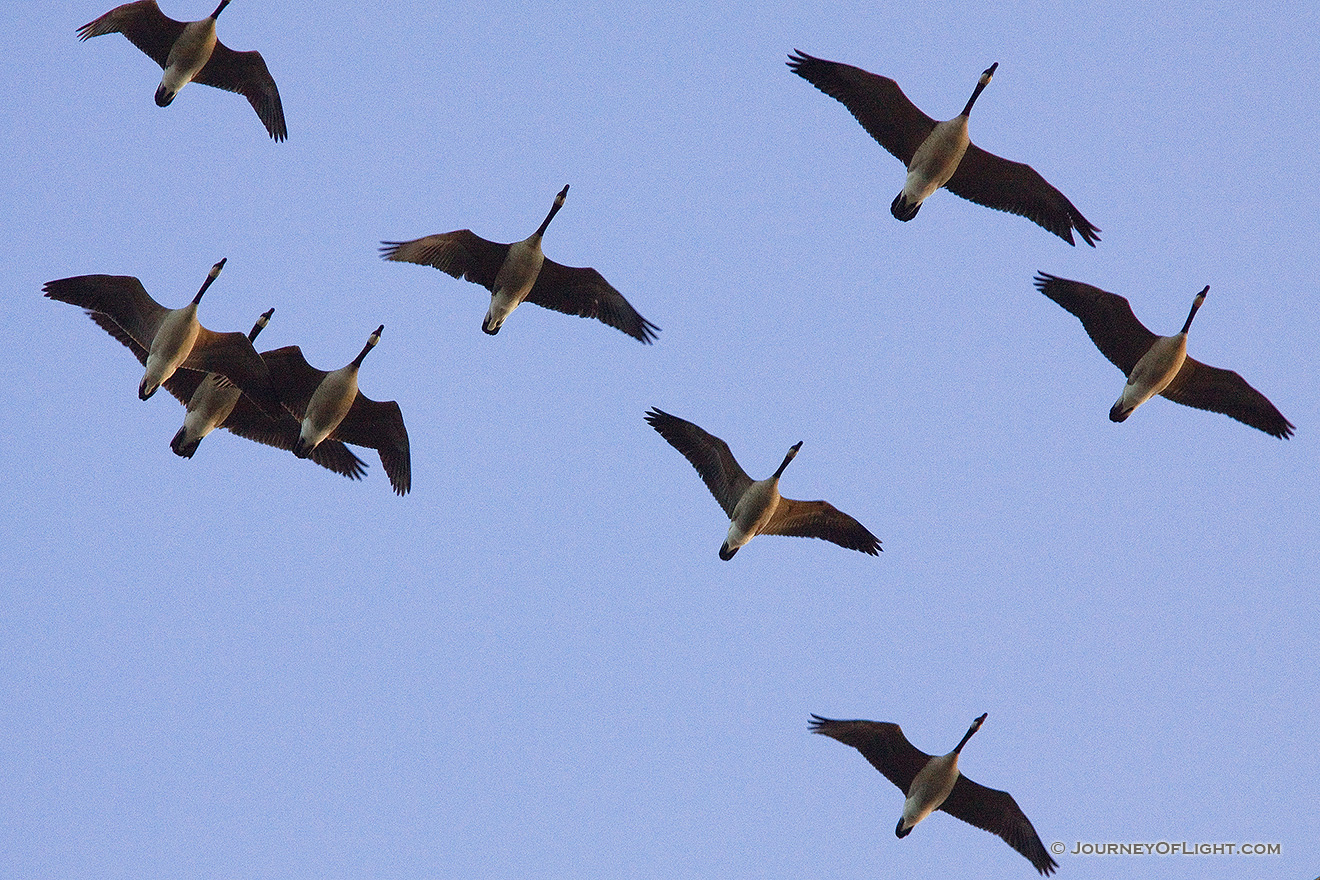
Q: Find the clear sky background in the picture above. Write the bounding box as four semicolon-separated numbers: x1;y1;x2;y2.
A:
2;1;1317;878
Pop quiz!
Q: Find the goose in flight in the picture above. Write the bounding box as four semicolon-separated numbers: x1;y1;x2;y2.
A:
644;407;879;559
810;713;1057;875
1036;273;1294;438
82;304;367;477
78;0;287;140
380;185;659;343
43;258;284;419
262;327;411;495
787;52;1098;246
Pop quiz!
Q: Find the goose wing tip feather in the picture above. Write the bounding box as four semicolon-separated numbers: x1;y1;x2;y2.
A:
527;261;658;343
379;232;507;292
195;44;287;141
808;716;929;794
947;147;1099;246
644;407;750;518
314;443;370;481
785;49;934;166
941;776;1058;875
1034;272;1156;375
765;497;881;555
341;396;411;496
1163;358;1295;439
77;2;182;68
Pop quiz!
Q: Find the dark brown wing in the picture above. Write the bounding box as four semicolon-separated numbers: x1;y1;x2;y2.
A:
1162;357;1295;439
809;715;931;796
940;775;1058;875
43;274;169;348
947;146;1099;246
186;326;283;418
195;43;287;140
88;308;147;360
335;396;411;495
219;399;369;479
1034;273;1157;375
380;231;511;292
77;1;183;68
787;51;937;166
260;345;329;419
764;498;880;555
644;408;753;518
526;260;658;343
84;309;208;404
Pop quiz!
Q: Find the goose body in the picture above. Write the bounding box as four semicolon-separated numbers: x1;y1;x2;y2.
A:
788;52;1098;246
43;258;284;419
144;295;203;398
299;357;364;454
898;113;973;218
78;0;287;140
381;185;659;343
264;327;411;495
644;408;879;559
155;5;217;105
897;716;981;835
1036;273;1294;437
810;713;1056;875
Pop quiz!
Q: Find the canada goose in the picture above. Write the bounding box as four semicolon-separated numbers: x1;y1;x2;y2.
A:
43;258;285;419
87;304;368;476
810;713;1056;875
1035;273;1295;438
77;0;287;141
380;185;659;343
787;52;1099;246
644;407;879;559
262;327;411;495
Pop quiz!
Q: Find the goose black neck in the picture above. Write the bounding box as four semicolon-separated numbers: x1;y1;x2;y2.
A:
536;185;569;237
773;442;803;479
1181;287;1209;334
353;325;384;366
961;62;998;117
194;258;226;303
248;308;274;341
210;0;230;20
954;713;987;753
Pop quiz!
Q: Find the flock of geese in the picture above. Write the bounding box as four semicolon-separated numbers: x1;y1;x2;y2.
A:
46;2;1299;875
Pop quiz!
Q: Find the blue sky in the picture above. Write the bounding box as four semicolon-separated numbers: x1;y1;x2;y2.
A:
3;1;1317;878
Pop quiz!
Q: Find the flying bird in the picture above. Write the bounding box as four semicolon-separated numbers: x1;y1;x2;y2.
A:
43;258;284;419
380;185;659;343
81;304;368;477
644;407;879;559
262;327;412;495
78;0;287;140
1035;273;1294;438
787;52;1098;246
810;713;1057;875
